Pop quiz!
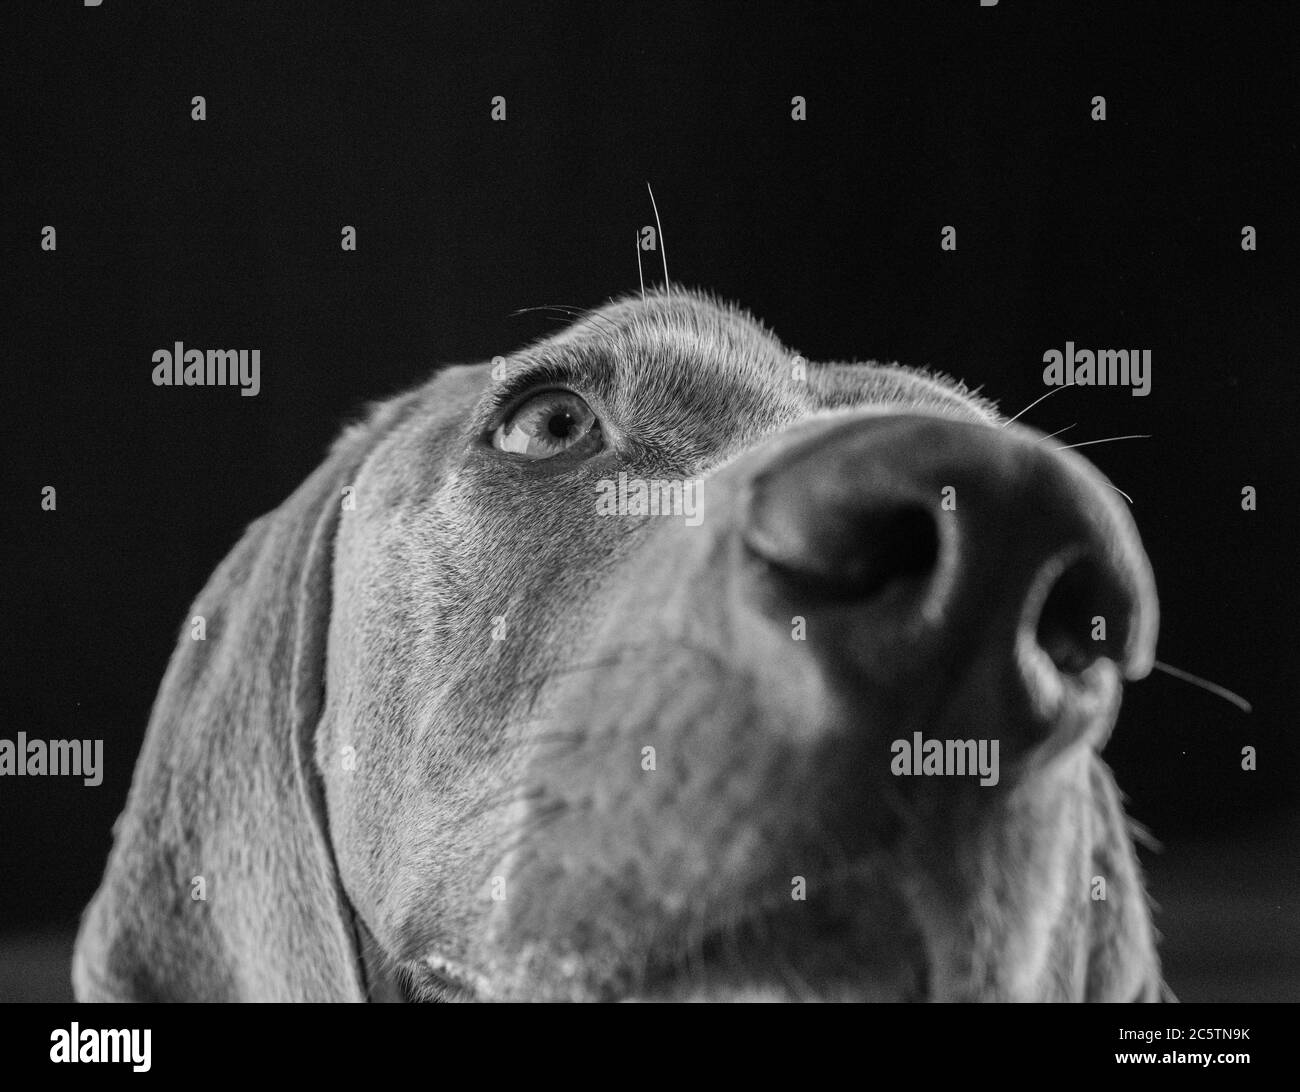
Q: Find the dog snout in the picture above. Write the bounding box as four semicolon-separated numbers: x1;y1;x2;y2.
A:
741;413;1159;742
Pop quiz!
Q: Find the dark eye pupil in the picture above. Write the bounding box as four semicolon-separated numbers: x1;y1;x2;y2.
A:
547;412;575;439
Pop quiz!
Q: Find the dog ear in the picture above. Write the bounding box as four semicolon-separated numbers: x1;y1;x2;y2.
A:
74;396;418;1001
1084;759;1168;1002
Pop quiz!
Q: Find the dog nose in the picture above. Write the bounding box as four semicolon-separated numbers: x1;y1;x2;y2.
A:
741;414;1158;740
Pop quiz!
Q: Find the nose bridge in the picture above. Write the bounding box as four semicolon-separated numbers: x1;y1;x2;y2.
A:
740;412;1158;743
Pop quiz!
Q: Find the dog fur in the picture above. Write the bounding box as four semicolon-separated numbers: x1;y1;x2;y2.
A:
74;290;1164;1002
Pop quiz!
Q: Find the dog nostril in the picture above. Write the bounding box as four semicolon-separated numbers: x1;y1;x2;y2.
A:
753;501;940;600
1035;557;1129;676
839;505;939;598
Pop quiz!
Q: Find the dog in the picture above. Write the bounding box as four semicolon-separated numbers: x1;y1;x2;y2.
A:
74;290;1164;1001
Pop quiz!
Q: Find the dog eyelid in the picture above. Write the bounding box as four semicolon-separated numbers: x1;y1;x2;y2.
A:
487;361;582;415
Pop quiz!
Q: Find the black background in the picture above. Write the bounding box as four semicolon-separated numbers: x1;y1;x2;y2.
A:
2;2;1296;999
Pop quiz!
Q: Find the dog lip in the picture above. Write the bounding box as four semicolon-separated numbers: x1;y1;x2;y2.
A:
417;955;487;1002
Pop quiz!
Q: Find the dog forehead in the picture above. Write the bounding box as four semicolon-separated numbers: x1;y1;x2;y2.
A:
543;291;995;425
549;290;796;393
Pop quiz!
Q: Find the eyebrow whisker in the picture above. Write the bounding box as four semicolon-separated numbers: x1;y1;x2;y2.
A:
646;181;669;294
637;228;645;300
512;304;587;320
510;304;624;340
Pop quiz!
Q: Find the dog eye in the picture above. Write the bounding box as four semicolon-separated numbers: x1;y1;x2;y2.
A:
492;390;602;458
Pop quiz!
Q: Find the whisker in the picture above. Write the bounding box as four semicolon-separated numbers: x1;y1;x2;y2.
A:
637;228;645;300
508;304;590;331
509;303;624;339
1057;433;1151;451
646;181;669;293
1001;381;1077;427
1035;423;1077;442
510;304;586;318
1151;660;1252;714
1032;424;1133;502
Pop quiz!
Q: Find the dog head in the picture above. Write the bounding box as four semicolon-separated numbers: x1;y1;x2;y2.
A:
76;290;1162;1002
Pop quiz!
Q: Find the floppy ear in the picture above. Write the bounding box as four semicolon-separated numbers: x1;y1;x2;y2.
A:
1084;758;1168;1002
74;395;418;1001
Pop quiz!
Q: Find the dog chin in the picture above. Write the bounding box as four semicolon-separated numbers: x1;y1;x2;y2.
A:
408;965;925;1003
